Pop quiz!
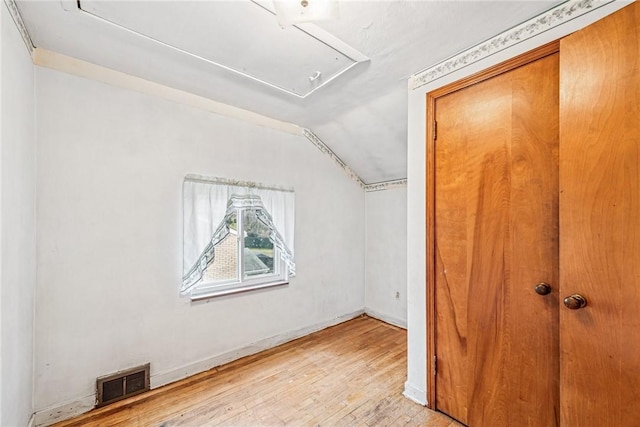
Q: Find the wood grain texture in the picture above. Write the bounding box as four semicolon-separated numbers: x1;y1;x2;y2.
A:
52;316;461;427
559;3;640;426
433;53;559;426
425;43;559;415
427;41;559;100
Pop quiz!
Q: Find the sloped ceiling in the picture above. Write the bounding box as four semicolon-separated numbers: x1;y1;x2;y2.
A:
16;0;563;184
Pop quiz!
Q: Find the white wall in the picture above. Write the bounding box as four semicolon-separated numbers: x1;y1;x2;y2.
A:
1;3;37;426
34;67;365;422
365;187;407;328
404;0;631;406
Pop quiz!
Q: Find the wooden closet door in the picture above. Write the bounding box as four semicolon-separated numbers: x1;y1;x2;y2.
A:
434;53;559;426
559;3;640;426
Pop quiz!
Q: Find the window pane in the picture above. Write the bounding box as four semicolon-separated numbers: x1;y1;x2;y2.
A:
202;213;239;283
243;210;275;278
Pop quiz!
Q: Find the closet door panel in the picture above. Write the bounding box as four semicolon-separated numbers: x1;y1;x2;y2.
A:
434;53;559;426
559;3;640;426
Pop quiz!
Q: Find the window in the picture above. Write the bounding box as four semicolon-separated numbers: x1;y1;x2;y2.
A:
182;176;295;299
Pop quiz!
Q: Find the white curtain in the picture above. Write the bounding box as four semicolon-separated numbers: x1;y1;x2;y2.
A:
182;176;295;294
253;187;295;256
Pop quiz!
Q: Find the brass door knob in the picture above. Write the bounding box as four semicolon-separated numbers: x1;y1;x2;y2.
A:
563;294;587;310
534;282;552;296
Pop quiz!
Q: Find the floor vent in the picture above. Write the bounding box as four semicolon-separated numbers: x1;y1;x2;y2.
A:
96;363;150;407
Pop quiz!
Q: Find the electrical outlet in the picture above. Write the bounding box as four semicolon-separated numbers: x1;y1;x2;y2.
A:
395;291;400;299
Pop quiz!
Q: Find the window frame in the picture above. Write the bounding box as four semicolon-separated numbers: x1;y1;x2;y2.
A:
189;204;289;301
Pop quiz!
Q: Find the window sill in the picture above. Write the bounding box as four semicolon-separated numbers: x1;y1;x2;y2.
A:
190;280;289;301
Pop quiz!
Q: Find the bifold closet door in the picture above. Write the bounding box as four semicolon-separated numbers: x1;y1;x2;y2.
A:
559;2;640;425
434;52;559;426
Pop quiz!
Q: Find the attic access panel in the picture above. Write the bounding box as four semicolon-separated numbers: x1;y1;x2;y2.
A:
77;0;368;98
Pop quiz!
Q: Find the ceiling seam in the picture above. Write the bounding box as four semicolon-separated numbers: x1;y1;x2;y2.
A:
364;179;407;192
4;0;35;54
302;129;365;189
302;129;407;192
409;0;616;90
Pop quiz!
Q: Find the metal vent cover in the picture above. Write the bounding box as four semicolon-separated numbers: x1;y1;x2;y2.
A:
96;363;150;407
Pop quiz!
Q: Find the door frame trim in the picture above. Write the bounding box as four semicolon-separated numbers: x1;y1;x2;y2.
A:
424;40;560;411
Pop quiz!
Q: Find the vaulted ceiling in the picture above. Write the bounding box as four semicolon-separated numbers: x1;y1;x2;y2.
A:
16;0;563;184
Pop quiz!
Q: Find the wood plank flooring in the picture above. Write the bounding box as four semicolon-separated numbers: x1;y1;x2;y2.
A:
53;316;461;426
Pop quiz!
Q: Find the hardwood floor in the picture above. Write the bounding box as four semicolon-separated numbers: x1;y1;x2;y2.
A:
53;316;461;426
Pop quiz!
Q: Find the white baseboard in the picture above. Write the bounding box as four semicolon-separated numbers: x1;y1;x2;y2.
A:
403;381;427;406
152;309;365;388
364;308;407;329
33;309;365;426
27;412;36;427
34;395;95;427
